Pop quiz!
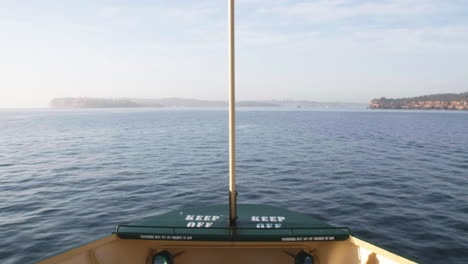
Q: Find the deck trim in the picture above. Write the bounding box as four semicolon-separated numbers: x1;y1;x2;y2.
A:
350;236;417;264
34;235;117;264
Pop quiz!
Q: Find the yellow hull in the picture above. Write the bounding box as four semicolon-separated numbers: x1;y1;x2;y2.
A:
36;235;416;264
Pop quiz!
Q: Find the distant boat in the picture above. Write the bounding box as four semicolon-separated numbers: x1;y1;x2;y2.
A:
36;1;416;263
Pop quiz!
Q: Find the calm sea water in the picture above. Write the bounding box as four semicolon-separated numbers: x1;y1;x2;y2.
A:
1;108;467;263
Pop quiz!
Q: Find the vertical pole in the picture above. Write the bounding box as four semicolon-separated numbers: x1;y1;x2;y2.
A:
228;0;237;227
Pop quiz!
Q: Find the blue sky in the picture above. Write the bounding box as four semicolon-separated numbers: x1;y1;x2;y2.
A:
1;0;468;107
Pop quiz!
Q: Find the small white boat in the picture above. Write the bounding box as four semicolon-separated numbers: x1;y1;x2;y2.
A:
35;1;416;263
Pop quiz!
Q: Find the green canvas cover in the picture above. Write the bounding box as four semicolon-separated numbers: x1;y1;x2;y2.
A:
115;204;350;242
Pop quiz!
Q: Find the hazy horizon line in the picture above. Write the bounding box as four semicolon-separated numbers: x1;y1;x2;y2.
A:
0;97;370;109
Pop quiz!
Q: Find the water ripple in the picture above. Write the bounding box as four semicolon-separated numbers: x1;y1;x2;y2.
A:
0;109;467;264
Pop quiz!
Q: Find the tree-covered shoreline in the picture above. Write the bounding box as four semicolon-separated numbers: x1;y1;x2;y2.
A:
370;92;468;110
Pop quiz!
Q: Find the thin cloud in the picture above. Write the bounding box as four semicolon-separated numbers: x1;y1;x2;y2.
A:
259;0;436;22
1;0;467;107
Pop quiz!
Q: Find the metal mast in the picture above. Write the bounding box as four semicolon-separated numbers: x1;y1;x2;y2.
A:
228;0;237;227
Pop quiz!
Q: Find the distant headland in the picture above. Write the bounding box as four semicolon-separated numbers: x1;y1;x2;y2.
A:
50;97;366;109
369;92;468;110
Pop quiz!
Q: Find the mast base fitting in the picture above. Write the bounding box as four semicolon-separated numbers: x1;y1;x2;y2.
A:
229;191;238;227
229;217;238;227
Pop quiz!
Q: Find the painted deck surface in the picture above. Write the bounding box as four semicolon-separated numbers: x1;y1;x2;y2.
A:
35;235;417;264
